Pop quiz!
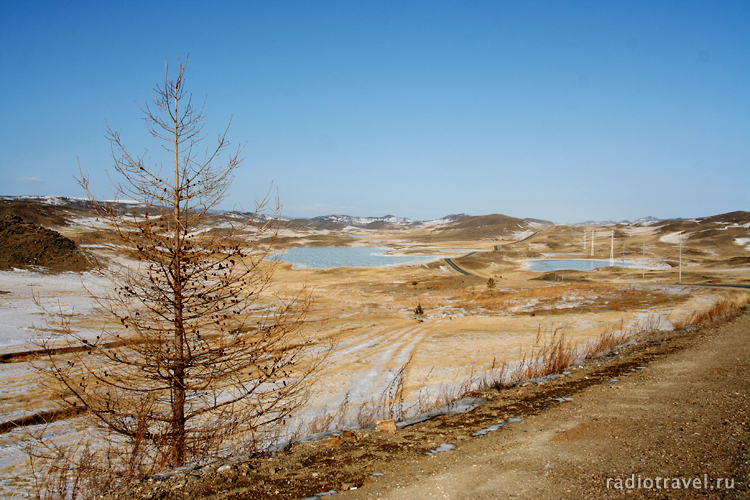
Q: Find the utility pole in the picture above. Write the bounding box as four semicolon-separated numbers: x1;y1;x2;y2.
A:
591;230;595;257
679;231;683;283
642;242;645;279
610;230;614;267
583;231;586;254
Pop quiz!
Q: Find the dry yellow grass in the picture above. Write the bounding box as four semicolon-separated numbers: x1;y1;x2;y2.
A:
673;291;750;330
391;283;685;316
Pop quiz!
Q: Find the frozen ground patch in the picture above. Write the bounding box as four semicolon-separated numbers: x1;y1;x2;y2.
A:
512;230;535;240
0;416;92;499
0;270;106;353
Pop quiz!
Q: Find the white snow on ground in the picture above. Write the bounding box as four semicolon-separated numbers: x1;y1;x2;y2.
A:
79;243;122;251
0;417;93;498
0;195;87;206
67;216;114;230
717;223;750;231
627;258;672;270
420;218;453;226
659;231;687;244
512;230;535;240
0;270;107;353
735;238;750;250
341;225;371;233
420;215;470;226
315;215;419;226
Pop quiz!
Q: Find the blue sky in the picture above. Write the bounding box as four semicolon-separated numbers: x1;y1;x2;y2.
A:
1;1;748;223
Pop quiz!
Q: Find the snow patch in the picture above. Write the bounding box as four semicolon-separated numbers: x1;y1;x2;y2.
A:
0;270;107;353
659;231;686;244
512;230;535;240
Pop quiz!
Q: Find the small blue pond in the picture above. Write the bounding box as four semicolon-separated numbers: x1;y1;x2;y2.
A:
279;246;437;269
524;259;643;272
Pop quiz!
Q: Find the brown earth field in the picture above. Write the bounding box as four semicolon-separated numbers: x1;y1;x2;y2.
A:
105;306;750;500
1;200;750;498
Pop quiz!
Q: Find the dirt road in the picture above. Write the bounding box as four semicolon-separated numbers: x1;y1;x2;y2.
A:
344;313;750;499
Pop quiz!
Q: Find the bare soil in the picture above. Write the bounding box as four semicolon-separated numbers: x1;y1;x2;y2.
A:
0;215;91;272
110;308;750;500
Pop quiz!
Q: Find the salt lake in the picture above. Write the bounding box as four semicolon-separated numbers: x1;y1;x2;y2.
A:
278;246;477;269
523;259;646;272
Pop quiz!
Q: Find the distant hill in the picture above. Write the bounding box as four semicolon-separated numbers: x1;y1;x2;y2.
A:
306;213;471;229
574;216;664;226
311;214;420;228
698;211;750;225
574;212;750;227
2;197;746;235
421;214;472;225
429;214;552;241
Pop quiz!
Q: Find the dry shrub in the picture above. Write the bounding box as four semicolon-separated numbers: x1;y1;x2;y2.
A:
23;420;161;500
304;392;352;436
295;360;413;436
293;317;648;443
513;326;578;382
673;292;750;330
583;327;629;360
23;404;296;500
473;357;511;393
476;322;633;391
354;361;410;427
627;312;669;333
265;291;749;445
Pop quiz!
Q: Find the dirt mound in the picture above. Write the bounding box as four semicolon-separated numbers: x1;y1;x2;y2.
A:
532;270;590;282
0;199;73;227
0;215;91;272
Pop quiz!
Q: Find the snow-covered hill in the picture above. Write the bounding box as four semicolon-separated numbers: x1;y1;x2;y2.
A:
309;213;470;228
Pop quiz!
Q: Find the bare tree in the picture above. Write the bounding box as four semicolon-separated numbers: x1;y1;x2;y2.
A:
36;57;324;472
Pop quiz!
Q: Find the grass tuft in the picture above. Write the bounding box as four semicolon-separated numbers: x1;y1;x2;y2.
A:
672;292;750;330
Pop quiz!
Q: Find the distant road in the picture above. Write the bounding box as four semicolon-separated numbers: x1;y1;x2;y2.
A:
516;230;541;242
444;257;472;276
685;283;750;290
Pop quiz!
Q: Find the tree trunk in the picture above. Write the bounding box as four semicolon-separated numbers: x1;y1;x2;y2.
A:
171;87;186;467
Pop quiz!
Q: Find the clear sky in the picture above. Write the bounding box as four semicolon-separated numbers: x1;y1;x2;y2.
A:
1;1;748;223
